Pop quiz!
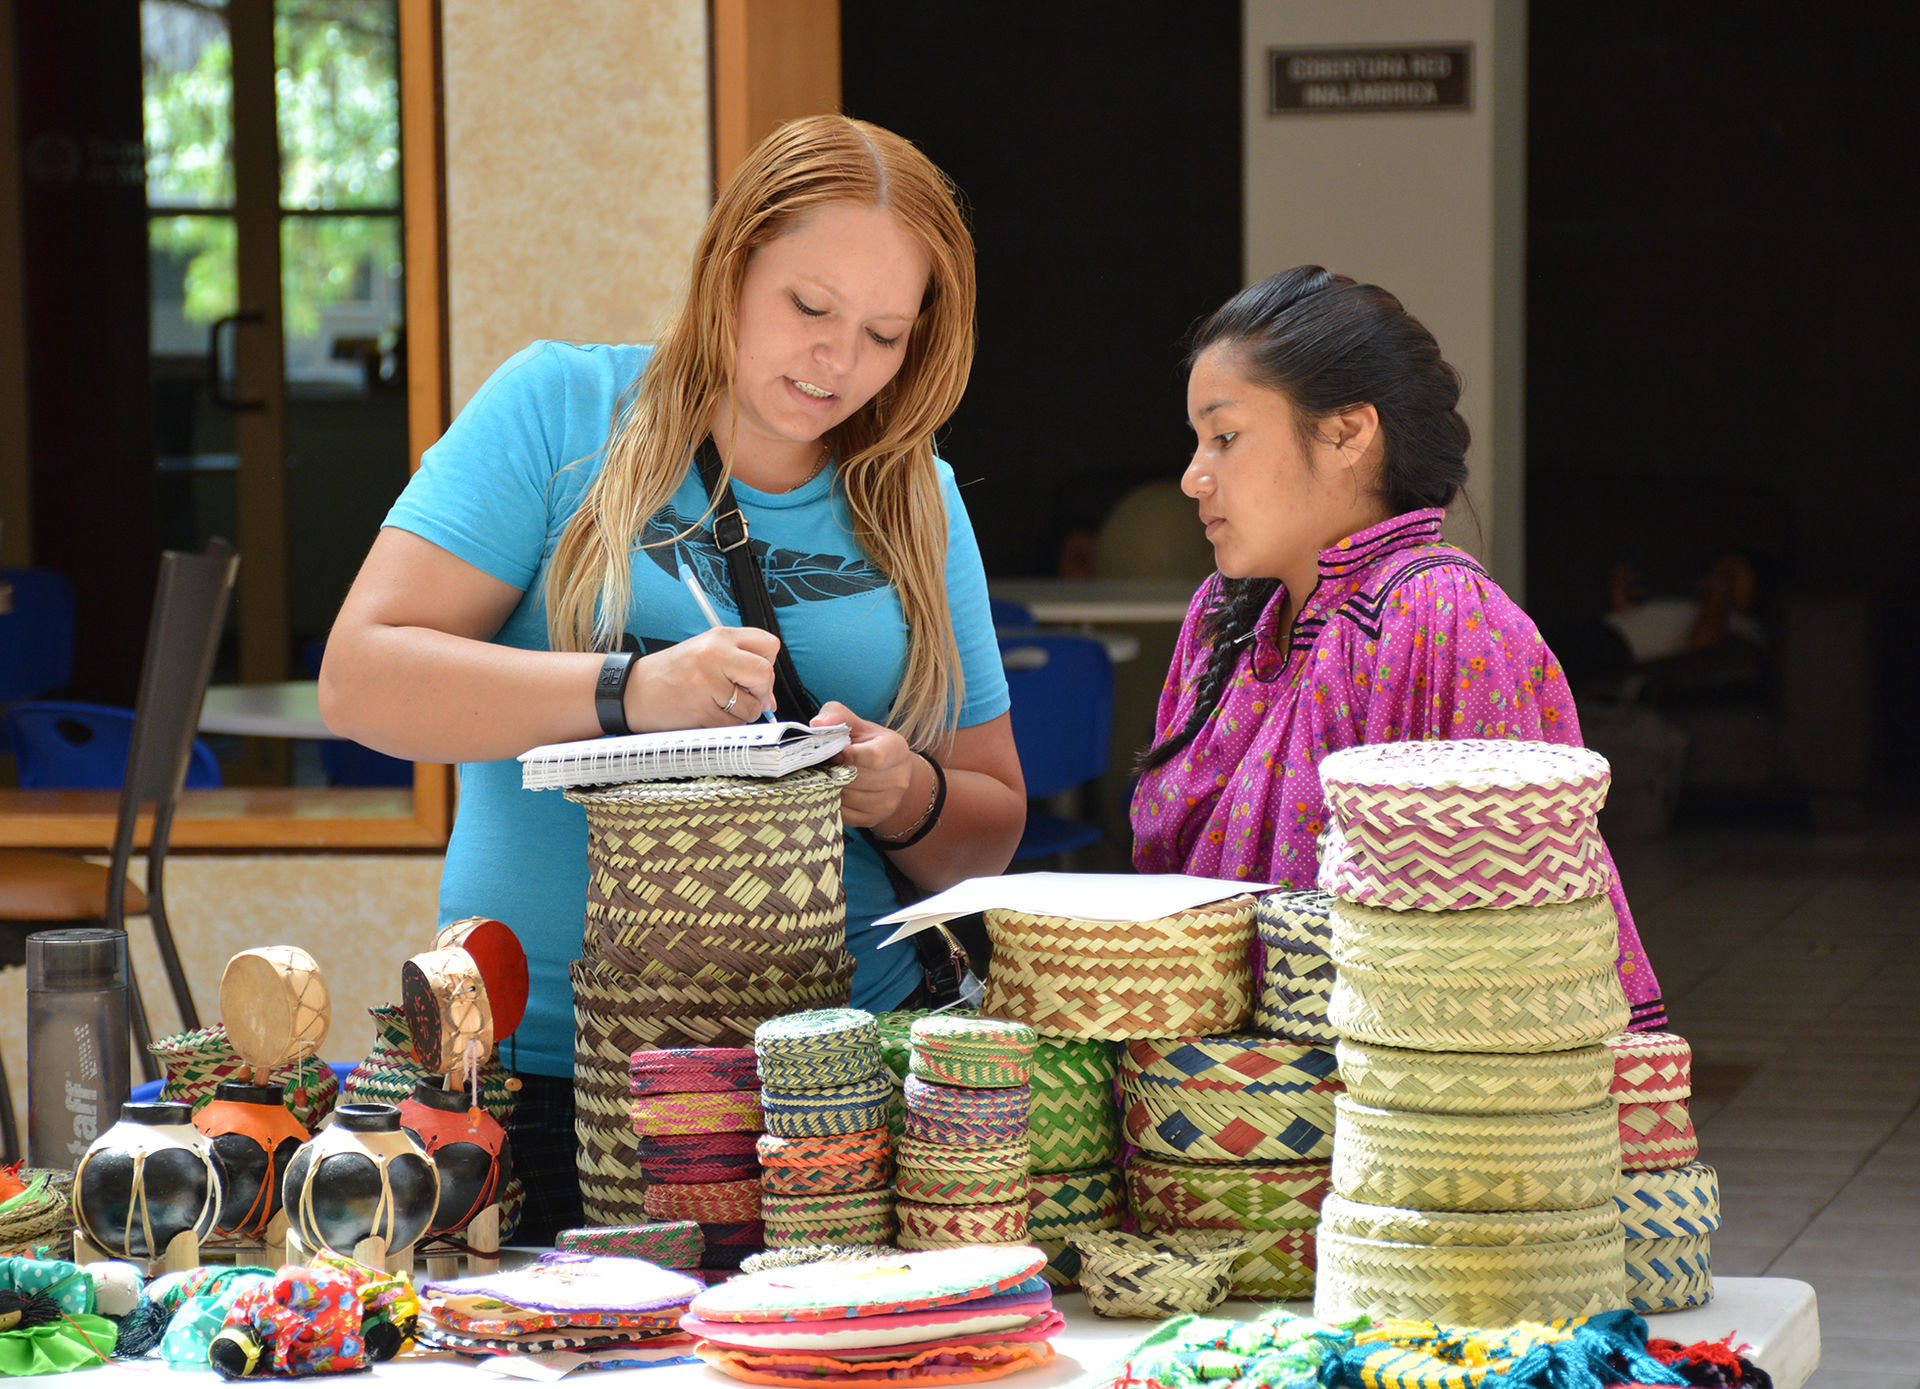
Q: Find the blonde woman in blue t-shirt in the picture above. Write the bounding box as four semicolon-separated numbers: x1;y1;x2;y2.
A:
321;116;1024;1240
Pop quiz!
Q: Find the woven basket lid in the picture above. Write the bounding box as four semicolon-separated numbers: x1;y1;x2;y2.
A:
1318;1193;1620;1247
219;946;330;1074
1335;1038;1614;1115
1327;894;1620;975
1318;738;1611;825
434;918;529;1040
1615;1161;1720;1239
1331;1096;1620;1213
1606;1030;1693;1101
689;1243;1046;1322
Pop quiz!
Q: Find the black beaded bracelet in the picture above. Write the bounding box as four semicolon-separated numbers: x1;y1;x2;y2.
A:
874;753;947;850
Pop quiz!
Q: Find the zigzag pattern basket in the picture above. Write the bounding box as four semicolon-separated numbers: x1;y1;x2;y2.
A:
1313;1193;1626;1328
762;1188;897;1249
1028;1038;1120;1172
1071;1230;1250;1319
894;1198;1029;1250
1121;1037;1341;1163
1331;1096;1620;1212
1327;896;1629;1053
1127;1154;1329;1300
1335;1038;1614;1115
570;767;857;980
1025;1166;1126;1289
1616;1162;1719;1240
1252;890;1339;1043
1619;1101;1699;1170
1625;1231;1714;1312
1607;1030;1692;1101
1316;739;1611;911
982;898;1256;1040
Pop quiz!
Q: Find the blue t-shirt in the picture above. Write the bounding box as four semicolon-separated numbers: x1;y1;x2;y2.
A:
385;341;1009;1075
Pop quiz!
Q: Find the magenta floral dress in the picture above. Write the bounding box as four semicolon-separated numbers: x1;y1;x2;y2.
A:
1131;508;1665;1030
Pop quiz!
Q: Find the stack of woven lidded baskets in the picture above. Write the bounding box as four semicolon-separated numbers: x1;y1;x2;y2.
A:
1311;739;1636;1328
631;1046;766;1273
893;1015;1035;1252
1608;1029;1718;1311
979;893;1262;1307
567;766;858;1225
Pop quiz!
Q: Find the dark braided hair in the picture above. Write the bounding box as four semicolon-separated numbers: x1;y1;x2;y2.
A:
1139;266;1471;773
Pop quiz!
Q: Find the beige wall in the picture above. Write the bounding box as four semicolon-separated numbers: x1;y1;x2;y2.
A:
2;856;444;1144
441;0;712;411
1243;0;1526;594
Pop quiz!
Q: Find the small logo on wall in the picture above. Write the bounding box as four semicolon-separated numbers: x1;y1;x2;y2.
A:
1269;45;1473;115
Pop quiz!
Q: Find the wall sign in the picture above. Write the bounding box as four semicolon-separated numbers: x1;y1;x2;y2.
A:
1269;45;1473;115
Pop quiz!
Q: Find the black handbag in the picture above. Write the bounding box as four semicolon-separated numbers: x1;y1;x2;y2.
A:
691;441;983;1006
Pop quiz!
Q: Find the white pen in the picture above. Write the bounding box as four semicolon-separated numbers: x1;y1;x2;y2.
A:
678;556;776;722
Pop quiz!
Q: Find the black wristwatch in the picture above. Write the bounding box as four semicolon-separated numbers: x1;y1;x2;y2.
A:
595;650;637;736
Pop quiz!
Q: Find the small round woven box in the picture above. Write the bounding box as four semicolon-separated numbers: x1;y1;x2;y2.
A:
982;898;1256;1040
1625;1232;1714;1313
637;1129;762;1185
643;1176;764;1225
757;1127;892;1197
895;1198;1030;1249
1071;1230;1250;1319
1607;1030;1698;1170
1025;1166;1125;1289
902;1074;1030;1145
893;1135;1030;1206
630;1046;760;1096
1121;1036;1341;1163
909;1015;1036;1088
1028;1038;1121;1172
1327;895;1631;1053
755;1008;883;1092
762;1187;898;1250
1126;1154;1330;1301
1316;739;1612;911
1331;1096;1620;1212
760;1071;893;1139
1313;1193;1627;1328
1252;889;1340;1044
630;1088;764;1137
1336;1038;1615;1115
1616;1161;1720;1241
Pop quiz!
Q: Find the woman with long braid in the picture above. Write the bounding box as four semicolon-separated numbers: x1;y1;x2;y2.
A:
1131;267;1663;1028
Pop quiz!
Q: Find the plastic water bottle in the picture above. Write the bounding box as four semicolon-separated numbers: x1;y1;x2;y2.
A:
26;928;131;1168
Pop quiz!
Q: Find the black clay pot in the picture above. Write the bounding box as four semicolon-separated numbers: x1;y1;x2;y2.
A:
282;1102;438;1255
73;1101;223;1259
399;1079;512;1235
195;1081;310;1237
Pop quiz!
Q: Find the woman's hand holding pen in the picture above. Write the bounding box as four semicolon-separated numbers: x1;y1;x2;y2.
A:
625;627;782;731
813;699;919;829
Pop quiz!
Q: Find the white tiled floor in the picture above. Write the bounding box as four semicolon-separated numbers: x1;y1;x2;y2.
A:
1615;818;1920;1388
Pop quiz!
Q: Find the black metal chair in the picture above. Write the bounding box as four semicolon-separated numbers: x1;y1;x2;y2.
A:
0;541;239;1158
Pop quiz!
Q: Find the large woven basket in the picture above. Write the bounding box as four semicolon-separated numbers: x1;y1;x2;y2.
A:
152;1023;339;1130
1316;739;1611;911
1313;1193;1625;1328
1072;1229;1250;1319
1252;890;1339;1043
1025;1166;1125;1289
1335;1038;1614;1116
1331;1096;1619;1212
1327;896;1630;1053
1126;1154;1329;1300
570;767;856;980
982;898;1256;1040
1121;1036;1340;1163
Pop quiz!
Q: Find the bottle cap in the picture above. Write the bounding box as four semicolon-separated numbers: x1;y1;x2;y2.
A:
25;928;129;991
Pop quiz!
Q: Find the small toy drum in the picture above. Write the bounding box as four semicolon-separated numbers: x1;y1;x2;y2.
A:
435;918;529;1040
402;948;493;1082
220;947;331;1078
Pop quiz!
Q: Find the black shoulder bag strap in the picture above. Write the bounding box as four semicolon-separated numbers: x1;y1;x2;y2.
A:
691;438;975;1005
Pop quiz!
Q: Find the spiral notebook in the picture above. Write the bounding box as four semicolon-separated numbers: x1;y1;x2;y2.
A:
518;721;850;791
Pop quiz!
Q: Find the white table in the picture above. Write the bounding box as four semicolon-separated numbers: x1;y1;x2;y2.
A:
990;578;1201;625
197;681;338;740
22;1279;1817;1388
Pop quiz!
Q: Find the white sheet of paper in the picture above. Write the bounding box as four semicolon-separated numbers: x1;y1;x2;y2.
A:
875;871;1274;945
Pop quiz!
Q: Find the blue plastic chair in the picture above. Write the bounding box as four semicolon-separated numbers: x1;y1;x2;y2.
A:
989;597;1036;630
3;700;223;790
0;568;76;703
999;633;1115;862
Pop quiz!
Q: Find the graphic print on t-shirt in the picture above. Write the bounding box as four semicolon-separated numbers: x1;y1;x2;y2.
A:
641;506;887;609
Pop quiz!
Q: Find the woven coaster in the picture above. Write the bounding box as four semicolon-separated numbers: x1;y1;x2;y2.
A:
1027;1038;1120;1172
639;1129;761;1164
1607;1029;1693;1102
630;1046;760;1096
981;899;1256;1040
1071;1230;1249;1318
1024;1166;1124;1289
762;1072;893;1139
631;1088;764;1137
763;1157;891;1198
1619;1100;1699;1170
1314;1222;1626;1328
895;1199;1030;1249
555;1221;705;1268
1326;895;1630;1053
762;1188;898;1250
1253;889;1340;1044
895;1135;1029;1179
755;1009;883;1091
909;1016;1037;1089
1126;1154;1330;1231
1331;1096;1620;1212
1336;1038;1614;1115
1616;1162;1720;1240
644;1177;763;1224
1120;1036;1340;1163
643;1154;761;1187
1626;1232;1714;1312
737;1244;903;1275
894;1171;1031;1207
1317;740;1611;911
902;1074;1030;1144
690;1243;1046;1322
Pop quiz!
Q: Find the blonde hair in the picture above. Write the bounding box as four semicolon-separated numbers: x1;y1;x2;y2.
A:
544;115;977;750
